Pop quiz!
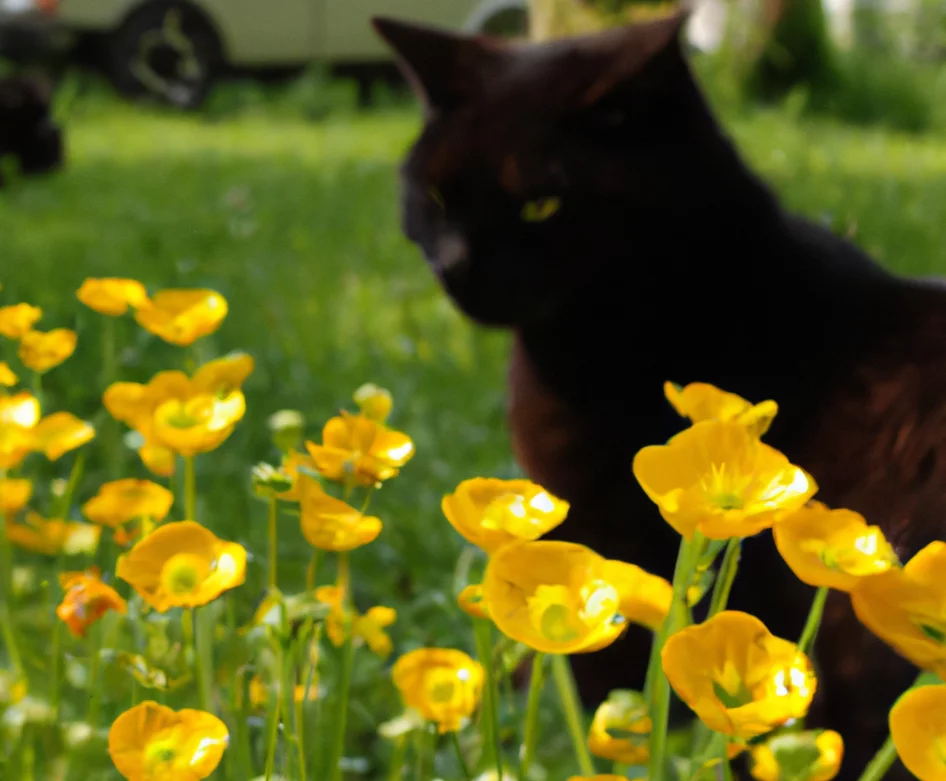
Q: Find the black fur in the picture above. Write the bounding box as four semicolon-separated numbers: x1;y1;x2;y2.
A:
375;14;946;778
0;74;63;186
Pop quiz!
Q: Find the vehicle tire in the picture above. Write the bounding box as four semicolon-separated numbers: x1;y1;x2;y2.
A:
108;2;221;110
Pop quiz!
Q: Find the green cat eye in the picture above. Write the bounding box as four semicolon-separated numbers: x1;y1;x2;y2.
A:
521;197;562;223
428;187;445;211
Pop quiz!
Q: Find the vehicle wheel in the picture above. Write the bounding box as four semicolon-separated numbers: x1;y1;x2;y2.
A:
108;2;221;109
480;7;530;39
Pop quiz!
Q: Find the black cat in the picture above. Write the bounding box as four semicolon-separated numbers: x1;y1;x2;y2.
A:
374;13;946;778
0;74;63;187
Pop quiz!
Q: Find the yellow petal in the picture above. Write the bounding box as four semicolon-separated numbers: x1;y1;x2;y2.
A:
134;288;228;346
0;303;42;339
18;329;77;373
31;412;95;461
890;684;946;781
76;278;148;316
391;648;484;733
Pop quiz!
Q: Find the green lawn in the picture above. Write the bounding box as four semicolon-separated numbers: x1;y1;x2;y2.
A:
2;84;946;779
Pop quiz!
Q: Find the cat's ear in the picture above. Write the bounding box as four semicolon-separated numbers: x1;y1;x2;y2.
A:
372;17;500;112
578;11;690;106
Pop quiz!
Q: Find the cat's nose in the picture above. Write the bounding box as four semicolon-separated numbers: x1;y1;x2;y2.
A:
435;232;470;280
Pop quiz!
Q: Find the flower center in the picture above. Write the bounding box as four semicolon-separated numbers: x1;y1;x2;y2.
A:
713;662;754;708
145;738;177;768
159;398;214;430
527;582;619;643
702;464;751;512
425;667;460;705
160;552;210;595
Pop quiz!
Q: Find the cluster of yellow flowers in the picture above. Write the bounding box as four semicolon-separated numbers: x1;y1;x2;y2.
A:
2;278;946;781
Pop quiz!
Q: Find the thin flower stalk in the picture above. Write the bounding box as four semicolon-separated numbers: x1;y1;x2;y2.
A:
474;617;505;780
798;586;830;656
521;652;547;777
649;536;701;781
551;652;596;775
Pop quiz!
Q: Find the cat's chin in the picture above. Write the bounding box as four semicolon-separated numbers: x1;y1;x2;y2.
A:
445;291;558;329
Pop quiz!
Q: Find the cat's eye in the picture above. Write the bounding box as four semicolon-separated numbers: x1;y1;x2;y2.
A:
521;197;561;223
428;187;446;211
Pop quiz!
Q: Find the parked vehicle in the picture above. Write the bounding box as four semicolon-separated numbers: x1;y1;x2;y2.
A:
0;0;530;107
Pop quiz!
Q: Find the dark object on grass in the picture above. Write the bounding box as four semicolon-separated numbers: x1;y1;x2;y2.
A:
374;12;946;779
0;74;63;186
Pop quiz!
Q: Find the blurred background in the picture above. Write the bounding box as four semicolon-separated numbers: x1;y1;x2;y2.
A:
2;0;946;776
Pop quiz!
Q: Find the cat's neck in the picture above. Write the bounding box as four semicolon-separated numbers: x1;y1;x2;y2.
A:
514;177;891;411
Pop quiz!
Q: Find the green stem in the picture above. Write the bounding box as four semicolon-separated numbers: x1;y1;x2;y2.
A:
233;667;253;777
283;642;298;780
86;622;103;727
855;734;898;781
102;318;121;479
57;451;86;520
551;654;595;775
798;586;829;656
307;624;323;775
294;649;308;781
707;538;741;618
450;731;472;780
414;726;428;781
184;455;197;521
388;734;408;781
264;646;283;781
268;495;278;591
648;536;700;781
31;371;42;402
182;608;198;697
50;619;62;720
0;514;23;676
306;549;322;592
330;551;355;781
473;618;504;780
854;672;923;781
194;606;214;712
521;652;546;778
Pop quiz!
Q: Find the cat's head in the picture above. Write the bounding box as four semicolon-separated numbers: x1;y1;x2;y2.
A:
374;13;727;328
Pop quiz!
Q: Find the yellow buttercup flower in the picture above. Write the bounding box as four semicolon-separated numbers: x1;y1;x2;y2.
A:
483;540;657;654
392;648;484;733
0;361;17;387
750;730;844;781
661;611;817;740
0;303;42;339
353;383;394;422
31;412;95;460
18;328;77;373
299;476;383;551
108;701;229;781
633;420;817;540
105;356;252;462
77;278;148;316
664;381;778;437
354;607;397;659
151;392;246;457
0;478;31;515
134;288;228;346
83;479;175;528
306;411;414;486
773;502;898;591
314;585;396;657
458;584;490;620
117;521;247;612
442;477;570;554
0;391;40;469
603;560;672;631
851;542;946;678
57;569;128;638
588;689;651;765
890;684;946;781
5;512;101;556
